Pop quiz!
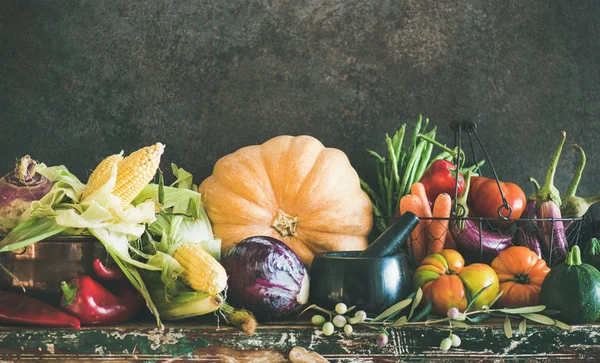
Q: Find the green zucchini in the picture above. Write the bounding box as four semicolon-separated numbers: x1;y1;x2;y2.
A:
540;245;600;324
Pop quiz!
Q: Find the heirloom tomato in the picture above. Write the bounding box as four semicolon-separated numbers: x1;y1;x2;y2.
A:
490;246;550;308
413;249;500;315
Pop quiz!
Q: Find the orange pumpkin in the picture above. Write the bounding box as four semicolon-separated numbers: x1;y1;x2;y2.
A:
413;249;500;315
198;135;373;268
490;246;550;308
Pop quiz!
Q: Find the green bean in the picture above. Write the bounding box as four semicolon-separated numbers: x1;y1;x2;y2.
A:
384;173;393;217
360;179;383;210
386;135;400;194
376;161;385;205
414;128;436;183
400;139;424;196
404;141;427;195
408;115;422;159
420;116;430;134
392;125;406;164
367;149;385;164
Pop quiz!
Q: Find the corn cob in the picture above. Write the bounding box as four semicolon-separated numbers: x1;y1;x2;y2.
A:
82;153;124;200
113;142;164;206
173;242;228;295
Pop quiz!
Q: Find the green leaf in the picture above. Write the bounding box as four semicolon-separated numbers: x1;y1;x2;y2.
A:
465;285;491;312
521;313;556;325
409;300;432;322
519;319;527;334
553;319;571;331
391;315;407;327
466;313;492;323
0;218;67;252
498;305;546;314
504;316;513;338
158;172;165;205
373;297;413;322
408;288;423;321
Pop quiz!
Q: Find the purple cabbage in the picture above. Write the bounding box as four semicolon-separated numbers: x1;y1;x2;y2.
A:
220;236;310;320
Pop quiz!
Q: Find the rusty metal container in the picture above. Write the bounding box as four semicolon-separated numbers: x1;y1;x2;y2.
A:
0;236;109;304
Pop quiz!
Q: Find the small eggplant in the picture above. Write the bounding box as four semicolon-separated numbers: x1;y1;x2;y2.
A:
536;201;568;266
514;199;543;259
534;131;568;266
450;218;513;262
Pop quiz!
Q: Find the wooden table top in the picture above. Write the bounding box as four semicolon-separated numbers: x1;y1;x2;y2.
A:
1;319;598;362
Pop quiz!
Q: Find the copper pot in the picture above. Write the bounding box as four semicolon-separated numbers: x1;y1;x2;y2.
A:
0;236;109;304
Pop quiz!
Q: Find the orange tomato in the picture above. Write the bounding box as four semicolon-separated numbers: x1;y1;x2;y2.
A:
413;249;500;315
490;246;551;308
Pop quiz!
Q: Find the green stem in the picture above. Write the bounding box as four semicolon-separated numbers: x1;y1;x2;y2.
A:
537;131;566;206
569;245;582;266
563;144;586;199
60;281;77;306
418;134;456;156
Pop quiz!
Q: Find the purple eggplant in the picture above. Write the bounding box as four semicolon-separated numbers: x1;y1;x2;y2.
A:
514;198;543;259
450;218;513;261
449;172;513;262
534;131;568;266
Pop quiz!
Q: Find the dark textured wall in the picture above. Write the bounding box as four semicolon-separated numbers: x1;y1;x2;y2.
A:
1;1;600;213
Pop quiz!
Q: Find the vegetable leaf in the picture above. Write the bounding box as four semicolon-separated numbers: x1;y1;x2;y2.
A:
520;313;556;325
465;285;491;312
408;287;423;321
373;297;413;322
0;218;66;252
498;305;546;314
519;319;527;334
504;316;513;338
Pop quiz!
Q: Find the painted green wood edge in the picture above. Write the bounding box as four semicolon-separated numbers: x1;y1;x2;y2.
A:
0;321;598;361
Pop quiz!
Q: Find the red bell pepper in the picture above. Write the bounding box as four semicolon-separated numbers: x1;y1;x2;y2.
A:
418;159;465;205
60;261;144;325
93;258;126;280
467;176;527;225
0;290;80;328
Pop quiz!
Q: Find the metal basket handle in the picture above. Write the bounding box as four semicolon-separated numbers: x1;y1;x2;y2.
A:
450;121;513;220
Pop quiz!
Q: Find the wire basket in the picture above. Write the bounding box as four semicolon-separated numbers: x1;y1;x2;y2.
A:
377;120;588;268
379;215;584;267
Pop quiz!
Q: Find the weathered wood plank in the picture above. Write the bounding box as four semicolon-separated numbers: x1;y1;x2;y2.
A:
0;320;599;362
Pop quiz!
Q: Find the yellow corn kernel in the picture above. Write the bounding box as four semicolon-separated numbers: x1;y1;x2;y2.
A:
82;153;124;200
173;242;228;295
113;142;165;206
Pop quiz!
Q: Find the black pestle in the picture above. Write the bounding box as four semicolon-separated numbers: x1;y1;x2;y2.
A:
358;212;419;258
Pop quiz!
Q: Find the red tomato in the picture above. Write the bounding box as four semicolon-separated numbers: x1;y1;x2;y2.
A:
468;176;527;225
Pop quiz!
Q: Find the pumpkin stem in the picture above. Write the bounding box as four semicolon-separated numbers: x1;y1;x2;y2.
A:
271;210;298;237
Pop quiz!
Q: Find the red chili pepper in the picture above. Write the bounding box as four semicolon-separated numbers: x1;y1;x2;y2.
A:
418;159;465;205
60;275;144;325
93;258;126;280
0;290;80;328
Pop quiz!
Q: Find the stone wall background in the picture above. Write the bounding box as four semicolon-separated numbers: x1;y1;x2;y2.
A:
1;1;599;214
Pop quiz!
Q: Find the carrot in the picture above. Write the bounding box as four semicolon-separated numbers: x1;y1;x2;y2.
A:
399;194;427;263
410;182;433;251
428;193;452;255
444;229;457;249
